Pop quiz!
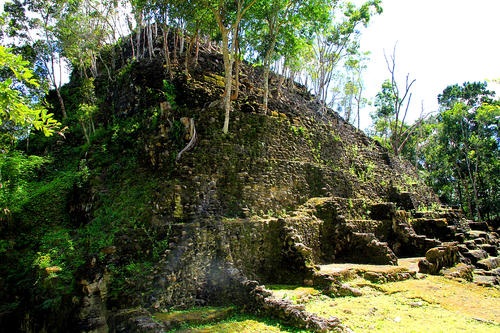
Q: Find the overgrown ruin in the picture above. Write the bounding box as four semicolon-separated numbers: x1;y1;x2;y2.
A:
1;33;499;333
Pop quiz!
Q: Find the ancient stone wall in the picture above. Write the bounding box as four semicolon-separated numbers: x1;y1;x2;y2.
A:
117;54;440;222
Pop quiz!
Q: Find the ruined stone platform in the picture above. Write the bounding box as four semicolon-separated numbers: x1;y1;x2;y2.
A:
315;258;423;284
319;257;422;275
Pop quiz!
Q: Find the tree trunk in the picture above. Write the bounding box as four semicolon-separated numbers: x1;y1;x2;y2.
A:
130;34;135;59
81;120;90;144
231;53;240;101
136;15;142;59
231;25;241;101
173;28;178;63
179;27;185;55
221;30;234;134
194;29;200;66
277;69;286;98
55;86;67;119
184;34;195;76
163;26;172;79
148;22;153;60
263;59;270;113
356;85;363;130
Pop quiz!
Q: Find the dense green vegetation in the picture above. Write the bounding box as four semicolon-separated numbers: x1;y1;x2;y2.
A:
371;80;499;220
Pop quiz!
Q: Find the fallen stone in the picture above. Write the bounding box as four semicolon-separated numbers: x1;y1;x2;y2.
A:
100;246;117;255
45;266;62;274
110;308;165;333
462;250;489;264
363;272;385;283
325;283;363;297
418;259;435;274
473;275;499;287
153;306;235;330
420;244;459;274
475;257;500;271
441;264;473;282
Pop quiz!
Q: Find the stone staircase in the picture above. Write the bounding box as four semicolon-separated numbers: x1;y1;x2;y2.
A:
298;196;500;286
459;227;500;286
303;197;439;266
411;208;500;286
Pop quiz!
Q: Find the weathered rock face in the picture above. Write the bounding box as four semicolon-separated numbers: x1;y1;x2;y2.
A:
103;48;439;223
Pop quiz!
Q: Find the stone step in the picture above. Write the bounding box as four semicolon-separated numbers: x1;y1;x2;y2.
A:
424;238;441;247
468;221;489;231
466;230;489;239
476;257;500;271
474;268;500;277
462;249;489;264
473;237;487;245
453;232;466;242
473;274;498;287
446;225;457;232
478;244;498;257
345;220;385;234
352;231;376;238
457;244;470;254
464;240;477;250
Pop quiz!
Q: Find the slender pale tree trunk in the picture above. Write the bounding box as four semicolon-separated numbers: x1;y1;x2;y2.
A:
231;25;241;101
136;13;142;58
213;0;256;134
130;34;135;59
221;31;234;134
263;56;271;113
50;55;66;119
55;86;67;119
194;29;200;66
163;25;172;79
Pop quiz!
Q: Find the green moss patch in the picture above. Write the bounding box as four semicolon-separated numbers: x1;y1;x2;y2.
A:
267;285;321;304
381;275;500;322
301;275;500;332
154;306;236;329
165;313;308;333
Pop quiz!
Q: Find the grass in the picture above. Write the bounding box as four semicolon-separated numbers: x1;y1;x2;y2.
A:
162;312;309;333
381;275;500;322
160;268;500;332
154;306;236;328
317;278;499;332
269;276;500;333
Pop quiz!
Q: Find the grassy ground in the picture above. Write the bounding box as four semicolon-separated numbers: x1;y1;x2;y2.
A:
171;316;301;333
156;274;499;332
269;275;500;333
156;309;308;333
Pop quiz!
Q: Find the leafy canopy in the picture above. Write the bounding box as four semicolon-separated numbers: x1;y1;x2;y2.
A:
0;45;59;137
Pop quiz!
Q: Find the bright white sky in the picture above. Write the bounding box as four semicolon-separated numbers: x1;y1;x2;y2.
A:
356;0;500;130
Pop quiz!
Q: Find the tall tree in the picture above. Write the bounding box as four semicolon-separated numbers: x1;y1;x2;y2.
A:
3;0;76;119
421;82;498;220
200;0;257;134
249;0;330;113
307;0;381;112
0;45;59;137
438;81;495;109
330;52;368;128
371;44;421;156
